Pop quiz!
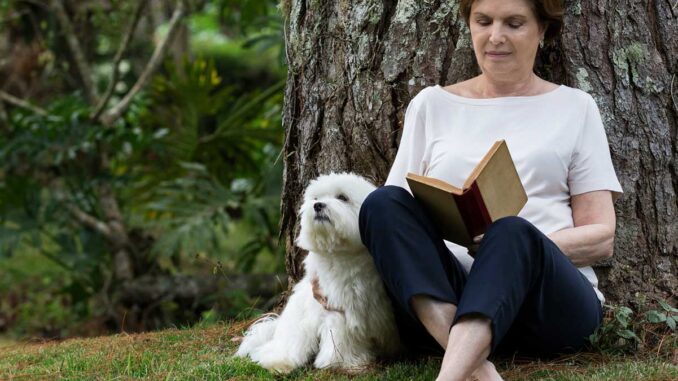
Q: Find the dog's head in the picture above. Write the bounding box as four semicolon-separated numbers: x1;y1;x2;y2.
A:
296;172;376;255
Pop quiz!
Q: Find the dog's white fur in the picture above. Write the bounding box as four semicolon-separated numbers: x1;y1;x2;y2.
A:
234;172;400;373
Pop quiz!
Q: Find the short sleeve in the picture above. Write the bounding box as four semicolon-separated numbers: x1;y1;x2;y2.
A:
385;95;428;193
568;95;623;199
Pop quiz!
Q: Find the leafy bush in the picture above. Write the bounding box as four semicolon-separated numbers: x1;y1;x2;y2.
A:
589;305;639;354
0;0;287;338
644;299;678;331
131;58;285;271
589;299;677;355
0;249;90;338
0;95;153;317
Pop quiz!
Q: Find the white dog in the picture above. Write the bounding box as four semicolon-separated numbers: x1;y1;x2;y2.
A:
235;172;401;373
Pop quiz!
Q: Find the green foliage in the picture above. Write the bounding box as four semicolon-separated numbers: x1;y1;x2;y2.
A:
187;2;285;85
0;64;284;335
140;162;234;258
0;94;150;274
0;97;137;312
132;58;285;270
12;291;75;338
1;0;287;338
1;95;152;178
138;58;283;182
217;0;280;36
589;300;678;355
644;300;678;331
1;53;284;266
187;0;287;68
589;305;639;354
0;249;87;339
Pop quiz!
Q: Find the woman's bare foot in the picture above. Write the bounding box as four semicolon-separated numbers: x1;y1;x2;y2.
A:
467;360;503;381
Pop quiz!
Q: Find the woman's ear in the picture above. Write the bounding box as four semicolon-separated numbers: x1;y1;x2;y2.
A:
539;21;549;40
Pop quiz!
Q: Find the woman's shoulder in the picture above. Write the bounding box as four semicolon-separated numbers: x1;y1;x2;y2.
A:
405;84;450;110
555;84;593;98
409;80;475;106
550;85;598;107
410;84;446;100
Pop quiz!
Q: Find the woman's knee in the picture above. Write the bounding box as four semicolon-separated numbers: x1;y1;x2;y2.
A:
485;216;541;240
360;185;412;219
478;216;545;262
359;186;415;246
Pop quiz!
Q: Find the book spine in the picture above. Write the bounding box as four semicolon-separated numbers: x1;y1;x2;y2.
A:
453;182;493;238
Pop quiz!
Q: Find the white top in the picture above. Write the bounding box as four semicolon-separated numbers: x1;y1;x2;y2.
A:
386;84;623;303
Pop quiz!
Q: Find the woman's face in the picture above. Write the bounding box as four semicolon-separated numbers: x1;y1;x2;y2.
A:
469;0;545;80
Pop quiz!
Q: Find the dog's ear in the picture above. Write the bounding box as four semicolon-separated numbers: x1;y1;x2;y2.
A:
364;174;381;187
335;171;381;187
353;172;381;187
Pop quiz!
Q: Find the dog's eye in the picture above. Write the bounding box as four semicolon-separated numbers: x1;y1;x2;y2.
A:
336;194;349;202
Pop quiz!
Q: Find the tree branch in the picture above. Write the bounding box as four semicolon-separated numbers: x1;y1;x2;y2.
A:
100;0;187;127
66;203;114;241
90;1;147;121
98;182;125;227
0;100;7;123
0;90;48;116
50;0;98;105
65;187;135;280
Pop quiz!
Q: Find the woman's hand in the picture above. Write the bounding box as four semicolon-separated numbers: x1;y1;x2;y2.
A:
467;234;484;257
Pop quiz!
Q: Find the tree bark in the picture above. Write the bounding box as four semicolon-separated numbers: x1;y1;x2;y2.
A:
281;0;677;305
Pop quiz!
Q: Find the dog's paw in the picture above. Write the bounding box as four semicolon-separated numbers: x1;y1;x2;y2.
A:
251;349;298;374
258;358;297;374
313;351;371;372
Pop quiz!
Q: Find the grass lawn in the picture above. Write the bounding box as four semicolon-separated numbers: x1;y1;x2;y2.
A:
0;322;676;380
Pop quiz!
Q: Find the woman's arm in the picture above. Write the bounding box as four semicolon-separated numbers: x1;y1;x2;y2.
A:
547;190;616;267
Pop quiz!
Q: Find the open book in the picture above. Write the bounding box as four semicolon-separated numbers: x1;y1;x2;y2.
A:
406;140;527;247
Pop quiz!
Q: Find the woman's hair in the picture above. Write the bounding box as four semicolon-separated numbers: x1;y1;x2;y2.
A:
458;0;564;41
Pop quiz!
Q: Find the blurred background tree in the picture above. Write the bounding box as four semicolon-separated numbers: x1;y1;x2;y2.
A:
0;0;287;339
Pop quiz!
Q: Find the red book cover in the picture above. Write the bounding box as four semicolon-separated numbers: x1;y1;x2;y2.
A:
453;182;492;238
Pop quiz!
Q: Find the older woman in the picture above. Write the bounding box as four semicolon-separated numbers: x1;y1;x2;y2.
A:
358;0;622;380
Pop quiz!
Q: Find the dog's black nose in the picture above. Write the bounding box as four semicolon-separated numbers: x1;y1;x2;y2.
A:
314;202;326;212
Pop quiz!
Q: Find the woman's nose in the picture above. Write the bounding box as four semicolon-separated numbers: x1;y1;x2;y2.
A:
488;25;506;45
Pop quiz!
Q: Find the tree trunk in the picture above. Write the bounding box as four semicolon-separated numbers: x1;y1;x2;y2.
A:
281;0;676;305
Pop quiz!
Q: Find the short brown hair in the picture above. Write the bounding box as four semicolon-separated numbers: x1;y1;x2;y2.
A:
459;0;564;41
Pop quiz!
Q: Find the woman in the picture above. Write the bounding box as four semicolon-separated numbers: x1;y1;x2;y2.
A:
358;0;623;380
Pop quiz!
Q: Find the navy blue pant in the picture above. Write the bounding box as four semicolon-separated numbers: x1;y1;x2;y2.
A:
359;186;603;357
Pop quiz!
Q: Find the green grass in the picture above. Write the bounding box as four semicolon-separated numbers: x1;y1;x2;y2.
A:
0;322;676;380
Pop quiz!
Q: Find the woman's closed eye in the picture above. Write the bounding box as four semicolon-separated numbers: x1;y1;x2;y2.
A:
475;18;491;26
506;16;527;28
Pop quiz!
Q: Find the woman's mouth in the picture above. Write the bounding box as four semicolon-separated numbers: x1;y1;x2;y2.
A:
486;51;511;58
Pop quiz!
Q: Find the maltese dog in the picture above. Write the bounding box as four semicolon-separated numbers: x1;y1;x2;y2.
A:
235;172;400;373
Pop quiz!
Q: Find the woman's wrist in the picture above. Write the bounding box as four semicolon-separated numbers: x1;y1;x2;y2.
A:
547;224;615;267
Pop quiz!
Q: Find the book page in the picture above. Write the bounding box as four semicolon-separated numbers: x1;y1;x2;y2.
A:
406;173;463;195
474;141;528;220
463;140;503;190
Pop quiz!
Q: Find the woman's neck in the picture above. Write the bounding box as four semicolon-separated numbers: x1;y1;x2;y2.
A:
474;72;542;98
